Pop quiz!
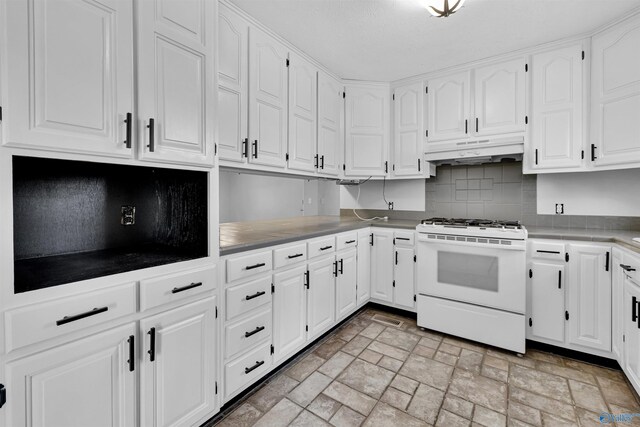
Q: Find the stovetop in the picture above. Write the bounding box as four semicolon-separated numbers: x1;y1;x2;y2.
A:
417;217;527;240
420;217;523;229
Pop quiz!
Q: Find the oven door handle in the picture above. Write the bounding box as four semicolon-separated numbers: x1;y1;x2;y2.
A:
417;234;526;251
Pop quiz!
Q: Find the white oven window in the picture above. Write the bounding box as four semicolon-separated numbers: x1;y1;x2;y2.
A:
437;251;499;292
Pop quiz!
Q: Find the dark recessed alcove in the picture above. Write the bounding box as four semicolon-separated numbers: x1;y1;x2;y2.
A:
13;156;208;293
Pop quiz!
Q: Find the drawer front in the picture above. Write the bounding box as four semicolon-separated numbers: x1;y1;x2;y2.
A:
227;250;273;283
336;232;358;251
529;240;565;260
623;252;640;283
225;342;272;399
140;265;217;311
273;243;307;270
394;231;415;246
308;236;336;259
226;276;272;321
6;282;136;352
225;308;272;359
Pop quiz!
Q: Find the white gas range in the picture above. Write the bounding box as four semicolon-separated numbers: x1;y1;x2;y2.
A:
416;218;527;353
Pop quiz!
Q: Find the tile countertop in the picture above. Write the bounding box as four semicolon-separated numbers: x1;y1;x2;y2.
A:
219;216;640;256
219;216;419;256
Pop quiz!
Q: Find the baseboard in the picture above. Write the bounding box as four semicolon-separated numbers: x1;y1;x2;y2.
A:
526;340;622;370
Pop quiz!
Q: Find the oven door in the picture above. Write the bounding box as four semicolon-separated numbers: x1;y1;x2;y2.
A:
417;234;525;313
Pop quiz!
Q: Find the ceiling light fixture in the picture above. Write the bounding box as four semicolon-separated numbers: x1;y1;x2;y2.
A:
425;0;466;17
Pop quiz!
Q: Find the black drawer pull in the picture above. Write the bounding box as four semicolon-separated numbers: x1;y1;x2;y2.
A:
320;245;333;251
536;250;560;254
147;118;155;152
148;327;156;362
396;237;410;241
128;335;135;372
245;360;265;374
287;253;304;259
245;326;265;338
621;264;637;272
345;240;356;244
246;262;266;270
172;282;203;294
246;291;266;301
56;306;108;326
124;112;132;148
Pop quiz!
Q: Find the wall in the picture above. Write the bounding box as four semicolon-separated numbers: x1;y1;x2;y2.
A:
219;170;340;223
340;179;426;211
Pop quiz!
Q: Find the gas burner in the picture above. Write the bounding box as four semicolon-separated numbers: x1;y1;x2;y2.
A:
421;217;522;229
418;217;527;240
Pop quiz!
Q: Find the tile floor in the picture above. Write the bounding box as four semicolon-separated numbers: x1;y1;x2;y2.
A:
213;307;640;427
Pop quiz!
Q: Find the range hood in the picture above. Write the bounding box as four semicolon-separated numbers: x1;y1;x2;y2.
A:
425;136;524;166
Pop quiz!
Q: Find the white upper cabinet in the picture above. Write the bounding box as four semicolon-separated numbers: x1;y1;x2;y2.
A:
287;54;318;173
591;15;640;169
344;84;390;177
3;0;134;158
427;71;471;144
393;82;424;177
317;72;344;177
218;4;249;163
474;58;527;137
528;44;584;172
137;0;215;167
248;27;289;168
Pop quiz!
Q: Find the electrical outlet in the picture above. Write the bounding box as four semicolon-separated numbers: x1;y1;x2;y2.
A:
121;206;136;226
555;203;564;215
388;202;394;210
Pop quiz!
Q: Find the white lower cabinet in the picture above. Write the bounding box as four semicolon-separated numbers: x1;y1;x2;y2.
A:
527;260;565;345
307;255;336;339
612;248;626;361
624;274;640;393
139;297;217;427
6;323;137;427
357;230;372;306
371;230;394;302
394;246;415;310
273;265;307;363
336;249;358;321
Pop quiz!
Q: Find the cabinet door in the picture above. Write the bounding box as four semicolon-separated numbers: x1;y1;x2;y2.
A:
336;249;358;321
288;54;318;173
613;249;625;361
344;85;390;176
394;247;415;309
591;16;640;169
6;323;136;427
308;256;336;340
218;4;249;163
530;45;584;171
527;261;565;345
357;230;372;305
137;0;215;167
140;297;216;427
3;0;134;158
474;58;527;136
248;27;288;168
371;230;394;303
317;72;343;177
273;266;307;363
624;276;640;394
427;71;471;143
567;244;612;352
394;82;424;177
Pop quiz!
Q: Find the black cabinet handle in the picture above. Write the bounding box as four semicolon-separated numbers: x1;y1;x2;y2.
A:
124;112;132;149
246;291;266;300
320;155;325;169
591;144;597;161
370;233;374;246
252;140;258;158
246;262;266;270
385;161;388;173
465;119;468;134
288;253;304;259
320;245;333;251
0;384;5;409
535;149;538;165
633;296;638;323
172;282;203;294
395;251;398;265
339;259;344;275
418;158;421;172
536;250;560;254
605;252;610;272
333;261;338;277
148;327;156;362
147;118;155;152
304;270;310;289
245;360;265;374
242;138;249;158
396;237;410;241
558;270;562;289
314;154;319;168
128;335;135;372
475;117;479;133
56;306;109;326
345;240;356;244
621;264;637;272
244;326;265;338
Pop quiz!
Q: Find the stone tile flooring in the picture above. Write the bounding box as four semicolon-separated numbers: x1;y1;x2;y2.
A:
214;308;640;426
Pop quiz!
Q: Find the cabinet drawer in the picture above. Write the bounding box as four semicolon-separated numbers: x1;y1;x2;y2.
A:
273;243;307;270
336;232;358;251
623;252;640;283
227;250;273;283
226;276;272;321
6;282;136;352
529;241;565;260
394;231;415;246
225;308;272;359
140;265;216;311
225;342;272;399
308;236;336;259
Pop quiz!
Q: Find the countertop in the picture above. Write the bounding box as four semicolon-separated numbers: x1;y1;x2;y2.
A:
219;216;640;256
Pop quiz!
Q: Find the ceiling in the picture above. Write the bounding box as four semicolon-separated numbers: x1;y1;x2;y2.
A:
229;0;640;81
